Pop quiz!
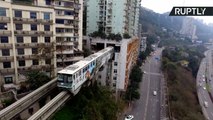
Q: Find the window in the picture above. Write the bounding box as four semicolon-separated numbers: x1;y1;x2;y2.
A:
1;36;8;43
17;48;24;55
32;48;38;54
4;77;13;84
44;12;50;20
114;69;117;73
44;25;50;31
0;23;7;30
114;62;117;66
113;83;116;87
56;28;64;33
2;49;10;56
64;11;73;15
3;62;11;68
18;60;25;66
31;24;37;30
32;59;39;65
14;10;22;17
16;24;22;30
30;12;37;19
17;37;23;43
31;37;37;43
0;7;6;16
45;59;51;64
45;0;51;5
113;76;117;80
45;37;50;43
56;19;64;24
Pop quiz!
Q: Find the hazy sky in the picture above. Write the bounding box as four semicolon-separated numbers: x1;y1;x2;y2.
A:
141;0;213;24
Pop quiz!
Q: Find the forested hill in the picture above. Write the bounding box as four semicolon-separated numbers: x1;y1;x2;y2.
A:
139;7;213;42
139;7;183;32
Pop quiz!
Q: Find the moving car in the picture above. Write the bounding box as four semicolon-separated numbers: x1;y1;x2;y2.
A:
125;115;134;120
153;90;157;96
204;101;208;108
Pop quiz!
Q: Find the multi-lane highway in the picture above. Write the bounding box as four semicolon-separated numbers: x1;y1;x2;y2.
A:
197;49;213;120
126;48;165;120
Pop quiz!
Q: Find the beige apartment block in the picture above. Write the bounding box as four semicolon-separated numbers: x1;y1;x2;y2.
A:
0;0;83;92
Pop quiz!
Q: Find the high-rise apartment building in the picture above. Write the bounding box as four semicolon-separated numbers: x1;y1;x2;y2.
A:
85;0;141;92
0;0;83;91
86;0;141;36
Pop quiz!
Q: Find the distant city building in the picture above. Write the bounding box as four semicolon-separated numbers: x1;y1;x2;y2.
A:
140;37;147;52
0;0;83;92
180;18;197;42
86;0;141;36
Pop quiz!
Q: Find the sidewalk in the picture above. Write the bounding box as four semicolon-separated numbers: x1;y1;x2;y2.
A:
117;104;132;120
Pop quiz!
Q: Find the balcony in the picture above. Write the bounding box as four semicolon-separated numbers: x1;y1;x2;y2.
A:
16;43;37;48
13;17;23;22
40;19;53;25
16;18;40;24
56;49;74;54
0;30;11;36
14;31;53;36
31;64;53;70
16;55;37;60
0;56;14;62
0;43;13;49
0;68;15;75
0;16;10;22
44;31;53;36
57;56;83;62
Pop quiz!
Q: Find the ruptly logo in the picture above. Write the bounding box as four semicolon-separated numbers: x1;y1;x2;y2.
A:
169;7;213;16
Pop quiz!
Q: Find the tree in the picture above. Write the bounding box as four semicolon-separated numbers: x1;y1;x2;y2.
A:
123;33;131;39
83;47;92;57
37;42;56;77
26;71;50;90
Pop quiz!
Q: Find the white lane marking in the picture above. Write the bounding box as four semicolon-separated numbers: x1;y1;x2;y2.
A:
143;61;151;120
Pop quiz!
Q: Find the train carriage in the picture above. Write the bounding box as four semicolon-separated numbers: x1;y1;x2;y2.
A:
57;47;114;95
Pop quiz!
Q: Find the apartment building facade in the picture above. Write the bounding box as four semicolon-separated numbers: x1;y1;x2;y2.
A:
86;0;141;36
87;37;140;91
0;0;83;91
85;0;141;92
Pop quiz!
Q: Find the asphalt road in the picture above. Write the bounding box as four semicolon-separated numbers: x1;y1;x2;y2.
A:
126;48;164;120
197;58;213;120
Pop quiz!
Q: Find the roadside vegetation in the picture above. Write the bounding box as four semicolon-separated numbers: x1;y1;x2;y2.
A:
162;45;206;120
53;83;125;120
125;65;143;101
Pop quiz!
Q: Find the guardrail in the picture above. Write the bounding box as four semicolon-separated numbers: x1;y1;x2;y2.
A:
28;91;70;120
0;78;57;120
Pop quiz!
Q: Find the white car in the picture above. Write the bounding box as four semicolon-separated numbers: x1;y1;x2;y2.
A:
204;101;208;108
125;115;134;120
203;87;206;90
203;79;205;82
153;91;157;96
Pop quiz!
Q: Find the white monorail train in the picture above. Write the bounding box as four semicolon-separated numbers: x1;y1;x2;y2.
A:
57;47;114;95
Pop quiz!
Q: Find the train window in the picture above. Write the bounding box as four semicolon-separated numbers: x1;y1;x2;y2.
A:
68;75;72;83
57;74;63;81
